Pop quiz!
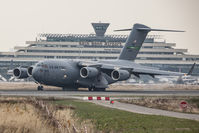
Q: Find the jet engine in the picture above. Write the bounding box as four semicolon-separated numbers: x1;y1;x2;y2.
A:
13;67;29;79
111;69;130;81
80;67;99;78
27;66;33;76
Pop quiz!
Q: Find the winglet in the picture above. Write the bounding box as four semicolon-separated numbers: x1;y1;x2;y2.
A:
187;63;196;75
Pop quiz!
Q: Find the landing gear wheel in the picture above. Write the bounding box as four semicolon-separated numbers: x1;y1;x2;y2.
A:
62;86;78;91
94;88;106;91
88;88;92;91
37;86;43;91
100;88;106;91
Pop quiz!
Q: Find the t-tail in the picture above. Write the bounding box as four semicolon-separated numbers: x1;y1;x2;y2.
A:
116;23;184;61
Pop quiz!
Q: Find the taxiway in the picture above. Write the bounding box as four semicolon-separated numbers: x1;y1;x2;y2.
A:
0;89;199;97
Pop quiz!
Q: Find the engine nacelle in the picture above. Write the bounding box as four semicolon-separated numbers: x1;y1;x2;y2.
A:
27;66;34;76
13;67;29;79
111;69;130;81
80;67;99;78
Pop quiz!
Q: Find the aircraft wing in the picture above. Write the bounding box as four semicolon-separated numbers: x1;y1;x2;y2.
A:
131;67;184;78
78;61;184;78
78;61;102;68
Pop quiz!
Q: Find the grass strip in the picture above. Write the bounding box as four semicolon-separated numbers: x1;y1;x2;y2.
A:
52;99;199;133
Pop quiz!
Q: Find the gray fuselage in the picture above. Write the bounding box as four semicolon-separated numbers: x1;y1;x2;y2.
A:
32;59;117;88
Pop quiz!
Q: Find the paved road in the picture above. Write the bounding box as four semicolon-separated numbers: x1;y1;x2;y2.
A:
0;90;199;97
92;101;199;121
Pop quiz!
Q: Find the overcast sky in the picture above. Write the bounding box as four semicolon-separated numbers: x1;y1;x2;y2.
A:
0;0;198;54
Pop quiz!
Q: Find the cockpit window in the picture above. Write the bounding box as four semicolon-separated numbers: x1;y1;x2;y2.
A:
42;64;48;68
36;63;48;68
37;64;41;67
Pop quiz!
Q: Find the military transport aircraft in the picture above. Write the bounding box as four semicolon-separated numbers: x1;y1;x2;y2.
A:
13;23;185;91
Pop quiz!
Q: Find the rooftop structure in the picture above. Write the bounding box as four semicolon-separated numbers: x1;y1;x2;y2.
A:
91;22;109;36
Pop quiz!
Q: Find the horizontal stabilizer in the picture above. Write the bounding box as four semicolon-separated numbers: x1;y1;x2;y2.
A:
114;29;132;31
114;28;185;32
137;28;185;32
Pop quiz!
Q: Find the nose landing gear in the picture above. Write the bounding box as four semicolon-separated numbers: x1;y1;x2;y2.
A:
37;85;43;91
88;87;93;91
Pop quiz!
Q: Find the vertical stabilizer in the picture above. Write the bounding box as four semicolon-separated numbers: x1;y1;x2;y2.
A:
118;24;150;61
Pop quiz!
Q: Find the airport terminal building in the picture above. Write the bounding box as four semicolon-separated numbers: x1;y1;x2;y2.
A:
0;22;199;80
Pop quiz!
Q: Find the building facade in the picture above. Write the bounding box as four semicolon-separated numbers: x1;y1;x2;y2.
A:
0;22;199;80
